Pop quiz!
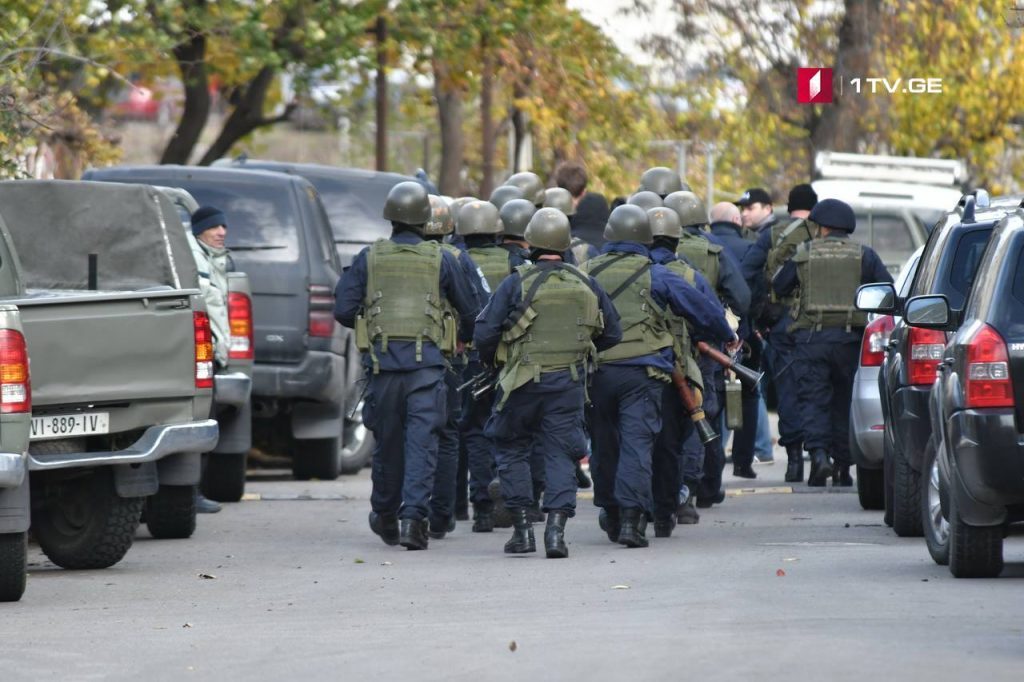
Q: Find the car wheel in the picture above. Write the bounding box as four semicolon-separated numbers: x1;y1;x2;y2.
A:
892;440;923;537
145;485;197;539
339;401;373;475
292;437;341;481
203;452;248;502
0;532;27;602
948;487;1004;579
921;441;949;565
856;466;884;510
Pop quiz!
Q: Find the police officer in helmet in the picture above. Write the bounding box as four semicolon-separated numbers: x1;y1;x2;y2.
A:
334;182;480;550
773;199;892;486
474;208;622;558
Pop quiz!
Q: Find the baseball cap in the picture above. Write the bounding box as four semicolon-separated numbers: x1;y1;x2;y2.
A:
735;188;772;207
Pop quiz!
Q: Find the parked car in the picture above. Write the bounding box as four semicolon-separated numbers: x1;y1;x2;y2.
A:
849;246;922;511
85;165;365;479
856;195;1016;536
0;181;218;601
904;203;1024;576
156;186;255;502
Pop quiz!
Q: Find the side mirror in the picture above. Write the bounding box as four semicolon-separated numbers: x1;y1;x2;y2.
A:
904;294;953;330
856;282;897;314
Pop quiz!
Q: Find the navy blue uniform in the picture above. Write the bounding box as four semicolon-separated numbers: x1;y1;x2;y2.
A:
335;232;480;522
475;260;622;516
773;235;893;465
590;242;734;519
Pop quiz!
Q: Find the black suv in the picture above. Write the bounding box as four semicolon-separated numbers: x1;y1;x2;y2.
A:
902;204;1024;577
84;165;366;479
856;195;1016;536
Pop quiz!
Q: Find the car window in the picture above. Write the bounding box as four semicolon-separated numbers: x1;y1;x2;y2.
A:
303;185;335;264
896;253;920;298
995;237;1024;338
870;213;914;257
946;228;993;307
305;174;400;244
175;181;300;262
910;214;956;295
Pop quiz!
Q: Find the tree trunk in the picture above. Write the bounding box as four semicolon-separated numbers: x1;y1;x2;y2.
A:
433;60;465;196
160;32;210;164
197;66;293;166
810;0;881;151
480;40;496;198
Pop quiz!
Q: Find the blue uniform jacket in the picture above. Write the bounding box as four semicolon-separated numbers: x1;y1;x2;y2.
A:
473;259;622;367
597;242;734;373
334;232;482;371
773;235;894;343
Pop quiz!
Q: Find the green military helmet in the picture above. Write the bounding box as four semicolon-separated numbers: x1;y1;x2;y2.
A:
647;207;682;239
525;207;571;251
639;166;692;197
489;185;525;211
627;190;663;212
504;171;545;206
604;204;653;245
455;200;502;236
543;187;576;216
383;181;432;226
499;198;537;239
422;195;454;236
663;190;708;228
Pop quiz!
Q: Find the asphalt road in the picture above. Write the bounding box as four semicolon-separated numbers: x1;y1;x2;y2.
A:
2;457;1023;681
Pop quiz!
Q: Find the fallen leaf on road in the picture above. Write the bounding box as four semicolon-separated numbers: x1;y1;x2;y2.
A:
183;623;193;628
611;585;630;590
198;573;216;580
776;569;786;577
354;558;365;564
509;641;517;652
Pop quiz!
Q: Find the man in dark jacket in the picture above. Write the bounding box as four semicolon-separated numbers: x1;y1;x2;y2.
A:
555;161;609;249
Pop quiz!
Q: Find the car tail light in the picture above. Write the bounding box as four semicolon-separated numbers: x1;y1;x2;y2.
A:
194;311;214;389
0;329;30;414
860;315;894;367
227;291;254;360
309;284;336;338
965;323;1013;409
908;326;945;386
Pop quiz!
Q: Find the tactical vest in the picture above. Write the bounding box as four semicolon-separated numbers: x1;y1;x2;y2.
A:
791;237;867;332
467;245;512;294
570;236;595;266
582;252;673;364
676;233;722;292
662;258;704;389
766;218;814;305
359;239;449;369
439;243;465;357
497;263;602;404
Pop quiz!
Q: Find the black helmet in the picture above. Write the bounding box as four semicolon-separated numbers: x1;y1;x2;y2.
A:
639;166;688;197
627;191;663;212
423;195;454;236
525;207;571;251
604;204;653;245
383;181;431;226
455;200;502;236
543;187;576;216
499;199;537;239
663;191;707;228
504;171;545;206
647;207;682;239
808;198;856;232
489;185;525;211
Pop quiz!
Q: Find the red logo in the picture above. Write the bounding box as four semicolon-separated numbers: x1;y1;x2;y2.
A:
797;68;833;104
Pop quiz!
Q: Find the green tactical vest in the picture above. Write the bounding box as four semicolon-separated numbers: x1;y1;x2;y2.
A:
361;239;448;368
467;245;512;294
582;252;674;364
791;237;868;332
766;218;814;305
676;232;722;293
662;258;704;389
497;264;602;404
570;236;594;266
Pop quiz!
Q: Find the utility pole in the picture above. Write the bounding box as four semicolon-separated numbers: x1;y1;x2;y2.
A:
373;16;387;171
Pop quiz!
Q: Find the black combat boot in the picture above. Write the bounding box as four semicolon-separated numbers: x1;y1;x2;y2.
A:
733;464;757;479
676;496;700;525
833;464;854;487
489;479;513;528
575;461;592;489
598;507;621;543
527;502;546;523
428;515;449;540
617;508;649;548
368;511;399;546
544;511;569;558
472;504;495;533
399;518;429;550
785;444;804;483
653;515;676;538
807;449;833;487
503;508;536;554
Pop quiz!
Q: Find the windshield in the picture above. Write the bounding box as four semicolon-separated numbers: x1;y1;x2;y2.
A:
303;173;401;244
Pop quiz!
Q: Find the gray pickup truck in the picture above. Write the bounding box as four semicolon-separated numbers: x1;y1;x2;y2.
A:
0;181;218;602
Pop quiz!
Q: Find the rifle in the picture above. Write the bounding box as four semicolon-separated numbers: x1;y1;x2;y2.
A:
696;341;764;390
671;366;718;445
457;369;498;398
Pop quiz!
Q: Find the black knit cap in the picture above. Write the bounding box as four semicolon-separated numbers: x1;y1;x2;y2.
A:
808;198;856;232
190;206;226;236
787;183;818;212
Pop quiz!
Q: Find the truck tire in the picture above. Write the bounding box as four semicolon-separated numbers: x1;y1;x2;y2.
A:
892;443;923;537
145;485;197;539
0;532;27;602
856;466;884;510
340;409;373;475
292;437;341;481
948;489;1003;578
921;442;950;566
33;467;143;570
202;452;247;502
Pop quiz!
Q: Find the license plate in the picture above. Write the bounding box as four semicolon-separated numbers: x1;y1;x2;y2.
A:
30;412;110;441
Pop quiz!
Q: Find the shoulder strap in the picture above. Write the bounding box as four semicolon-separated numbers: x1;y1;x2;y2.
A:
608;262;652;300
586;252;630;278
